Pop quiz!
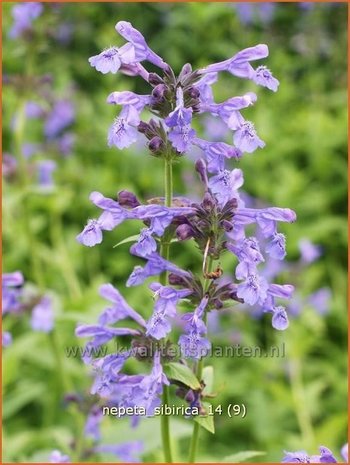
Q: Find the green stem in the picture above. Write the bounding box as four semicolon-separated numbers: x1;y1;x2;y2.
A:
49;330;85;461
160;156;174;463
290;357;315;446
188;256;213;463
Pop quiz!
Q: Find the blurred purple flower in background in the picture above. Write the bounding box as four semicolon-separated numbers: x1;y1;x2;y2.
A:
9;2;43;39
30;296;54;332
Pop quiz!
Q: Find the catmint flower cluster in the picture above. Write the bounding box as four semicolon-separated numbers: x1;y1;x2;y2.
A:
76;20;296;430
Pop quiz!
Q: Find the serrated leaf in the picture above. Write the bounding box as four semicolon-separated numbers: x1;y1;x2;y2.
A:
113;234;140;248
165;362;201;390
222;451;266;462
202;366;214;395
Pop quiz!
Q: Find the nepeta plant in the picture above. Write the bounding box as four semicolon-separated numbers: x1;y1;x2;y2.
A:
76;21;297;462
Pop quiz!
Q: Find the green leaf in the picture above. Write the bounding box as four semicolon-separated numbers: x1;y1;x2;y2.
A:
164;362;201;390
202;365;214;395
113;234;140;248
222;451;266;462
194;403;215;434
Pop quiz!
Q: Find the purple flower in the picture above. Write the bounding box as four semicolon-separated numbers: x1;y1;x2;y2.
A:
77;191;133;243
199;44;269;81
208;168;243;206
271;306;289;330
2;271;24;314
37;160;56;188
281;446;338;463
132;204;195;237
9;2;43;39
281;450;310;463
131;351;169;415
193;138;242;173
107;110;139;149
233;121;265;153
146;283;192;339
89;44;136;74
126;253;191;287
168;124;196;153
115;21;167;69
308;287;331;315
94;441;143;463
165;88;192;128
31;296;54;332
130;228;157;258
179;297;211;359
234;207;297;238
253;66;279;92
299;239;322;263
76;215;114;247
237;273;269;306
84;405;103;441
193;73;218;106
2;332;12;347
26;101;44;118
58;132;75;156
98;283;146;328
266;233;286;260
107;91;151;112
44;100;75;139
206;93;257;130
49;450;70;463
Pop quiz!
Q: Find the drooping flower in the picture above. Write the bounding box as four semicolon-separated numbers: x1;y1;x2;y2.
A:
237;273;269;306
253;65;279;92
115;21;167;70
266;232;286;260
179;296;211;359
146;283;192;339
131;351;169;414
233;121;265;153
198;44;269;81
208;168;244;206
126;253;191;287
88;44;136;74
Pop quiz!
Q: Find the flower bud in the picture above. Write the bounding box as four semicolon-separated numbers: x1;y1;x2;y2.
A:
222;220;233;232
195;159;208;187
152;84;167;101
148;136;164;154
225;198;238;211
137;121;150;134
168;273;188;286
117;190;140;208
213;299;223;309
148;72;164;86
202;192;215;211
176;224;194;241
187;87;200;99
179;63;192;81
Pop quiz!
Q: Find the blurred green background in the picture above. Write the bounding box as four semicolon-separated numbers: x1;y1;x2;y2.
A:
2;2;348;463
